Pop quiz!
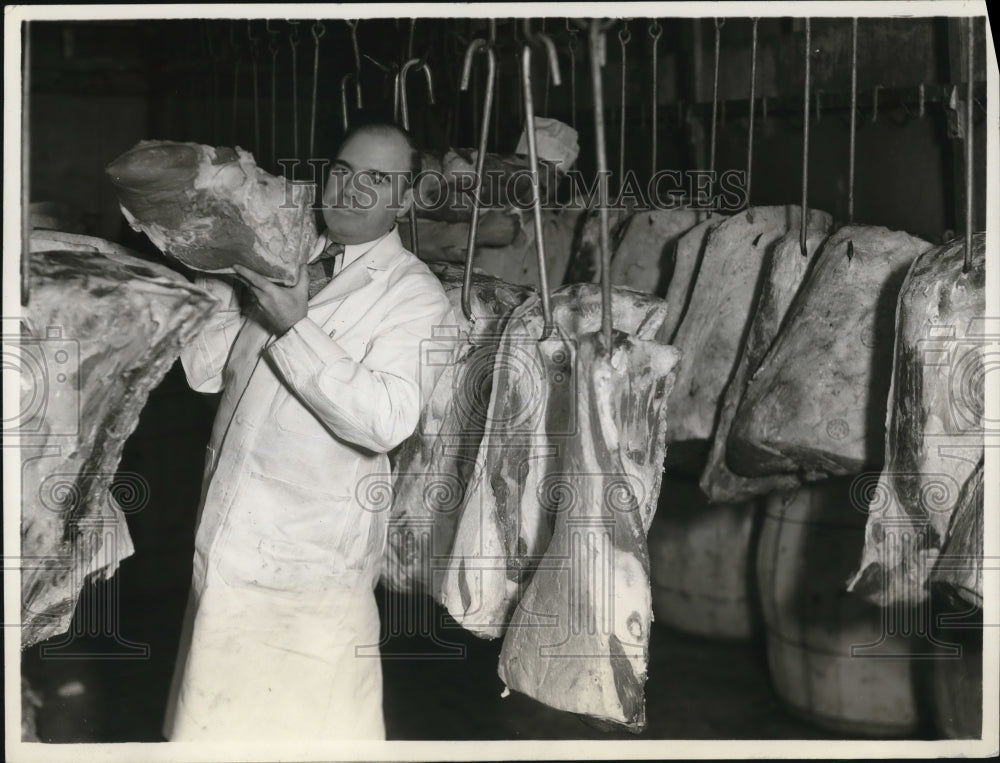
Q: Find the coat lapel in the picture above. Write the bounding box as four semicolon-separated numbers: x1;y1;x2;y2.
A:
308;227;406;308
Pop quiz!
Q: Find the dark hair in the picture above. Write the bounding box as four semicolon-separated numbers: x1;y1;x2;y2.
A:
341;121;421;186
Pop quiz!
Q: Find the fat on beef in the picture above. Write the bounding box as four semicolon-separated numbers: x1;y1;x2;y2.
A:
382;264;535;594
699;212;833;502
497;330;681;731
19;246;216;649
729;225;933;478
106;140;317;284
440;287;670;637
847;233;985;606
665;206;825;476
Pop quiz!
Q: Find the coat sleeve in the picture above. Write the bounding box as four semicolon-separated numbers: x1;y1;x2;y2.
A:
179;275;247;393
264;274;456;454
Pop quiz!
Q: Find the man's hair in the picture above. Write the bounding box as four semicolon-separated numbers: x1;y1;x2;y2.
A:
341;121;422;187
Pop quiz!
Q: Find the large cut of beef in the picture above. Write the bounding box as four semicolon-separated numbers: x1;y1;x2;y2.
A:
848;233;985;606
563;205;636;285
106;140;317;284
467;208;582;291
414;149;563;223
665;206;825;475
729;225;933;478
382;263;535;594
655;214;726;343
699;213;833;502
18;246;217;649
440;287;669;637
931;459;984;609
609;208;708;294
398;211;519;262
497;330;681;731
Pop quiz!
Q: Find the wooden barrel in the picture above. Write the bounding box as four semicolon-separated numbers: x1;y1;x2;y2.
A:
757;478;920;737
648;479;759;640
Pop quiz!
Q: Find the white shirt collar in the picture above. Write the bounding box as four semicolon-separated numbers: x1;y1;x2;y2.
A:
310;228;394;272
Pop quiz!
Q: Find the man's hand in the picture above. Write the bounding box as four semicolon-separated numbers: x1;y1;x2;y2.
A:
232;263;310;336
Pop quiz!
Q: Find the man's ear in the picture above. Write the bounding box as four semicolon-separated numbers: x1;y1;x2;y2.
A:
395;186;414;220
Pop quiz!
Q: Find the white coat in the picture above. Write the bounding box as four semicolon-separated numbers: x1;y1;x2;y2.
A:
163;226;455;741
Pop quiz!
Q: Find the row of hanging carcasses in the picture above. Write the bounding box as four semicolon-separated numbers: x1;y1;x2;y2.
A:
382;19;988;740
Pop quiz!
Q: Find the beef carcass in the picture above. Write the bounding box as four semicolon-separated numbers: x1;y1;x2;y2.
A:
847;233;985;606
382;263;535;594
398;211;519;262
931;459;984;609
609;208;709;294
699;214;833;502
729;225;933;478
497;331;681;731
470;208;583;291
655;214;727;343
106;140;317;284
18;247;217;649
665;206;827;475
563;205;635;285
440;287;670;637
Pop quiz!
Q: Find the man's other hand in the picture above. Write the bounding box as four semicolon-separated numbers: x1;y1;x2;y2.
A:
232;263;309;336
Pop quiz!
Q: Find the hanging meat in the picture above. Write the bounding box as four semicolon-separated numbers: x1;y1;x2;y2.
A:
609;208;709;294
19;246;217;649
106;140;317;284
931;459;984;609
398;211;519;262
563;204;635;285
466;208;583;291
729;225;933;478
439;286;670;637
497;330;681;732
848;233;985;606
665;205;827;475
382;263;535;594
655;214;727;343
699;213;833;502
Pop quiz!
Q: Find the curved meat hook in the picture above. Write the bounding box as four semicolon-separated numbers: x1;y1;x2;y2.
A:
520;29;562;339
340;72;363;133
397;58;435;258
459;38;497;322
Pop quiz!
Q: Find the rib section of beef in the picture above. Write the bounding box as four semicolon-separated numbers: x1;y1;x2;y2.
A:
699;214;833;502
19;247;217;649
440;286;670;637
665;206;824;475
848;233;985;606
497;331;681;731
730;225;933;477
382;264;535;594
106;140;316;284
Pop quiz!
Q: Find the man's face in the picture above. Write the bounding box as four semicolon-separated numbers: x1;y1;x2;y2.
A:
321;128;413;245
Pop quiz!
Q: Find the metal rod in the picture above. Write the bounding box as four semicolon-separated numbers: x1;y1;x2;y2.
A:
709;18;722;207
522;42;555;339
848;18;857;223
568;32;578;127
590;20;612;349
965;16;974;272
800;19;811;256
746;18;758;213
22;20;31;306
460;39;497;321
398;58;435;259
309;21;324;158
618;23;630;194
650;20;662;176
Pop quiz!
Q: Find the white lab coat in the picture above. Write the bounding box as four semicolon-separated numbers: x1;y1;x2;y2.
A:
163;227;455;741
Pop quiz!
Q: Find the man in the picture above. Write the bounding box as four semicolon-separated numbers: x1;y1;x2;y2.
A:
163;123;454;741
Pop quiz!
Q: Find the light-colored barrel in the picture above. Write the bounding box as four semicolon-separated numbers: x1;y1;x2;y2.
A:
648;479;759;641
757;478;920;737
